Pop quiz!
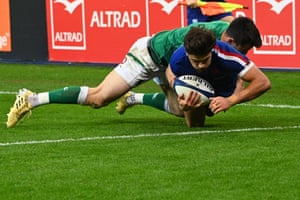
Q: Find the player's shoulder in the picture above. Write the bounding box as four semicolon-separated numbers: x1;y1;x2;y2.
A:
213;40;249;62
172;45;185;57
215;40;236;50
191;21;228;35
214;40;243;55
170;45;188;65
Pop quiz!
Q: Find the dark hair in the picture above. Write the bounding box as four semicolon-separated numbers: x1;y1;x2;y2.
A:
184;27;216;56
225;17;262;53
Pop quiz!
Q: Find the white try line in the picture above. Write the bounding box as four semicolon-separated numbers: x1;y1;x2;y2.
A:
0;91;17;95
239;103;300;109
1;125;299;147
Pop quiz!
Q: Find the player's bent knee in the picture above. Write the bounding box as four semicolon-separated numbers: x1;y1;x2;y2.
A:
186;120;205;128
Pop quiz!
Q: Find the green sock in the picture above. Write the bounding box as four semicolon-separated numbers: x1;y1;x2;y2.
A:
142;93;166;111
49;86;81;104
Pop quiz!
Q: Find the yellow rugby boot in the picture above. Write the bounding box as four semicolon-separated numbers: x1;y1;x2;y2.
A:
116;91;135;114
7;89;34;128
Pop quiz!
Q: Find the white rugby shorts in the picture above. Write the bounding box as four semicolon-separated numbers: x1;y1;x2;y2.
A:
114;36;167;87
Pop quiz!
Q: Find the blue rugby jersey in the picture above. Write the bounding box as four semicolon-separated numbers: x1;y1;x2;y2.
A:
170;40;254;97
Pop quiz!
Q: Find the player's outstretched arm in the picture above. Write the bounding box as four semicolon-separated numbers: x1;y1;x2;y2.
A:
209;65;271;114
230;65;271;104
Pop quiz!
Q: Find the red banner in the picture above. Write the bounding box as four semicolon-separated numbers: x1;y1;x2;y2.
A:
46;0;185;63
231;0;299;69
0;0;12;52
46;0;300;69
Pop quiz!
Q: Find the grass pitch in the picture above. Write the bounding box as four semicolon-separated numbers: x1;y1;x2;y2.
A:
0;63;299;199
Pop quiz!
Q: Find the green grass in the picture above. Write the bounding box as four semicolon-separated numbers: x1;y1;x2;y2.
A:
0;63;299;199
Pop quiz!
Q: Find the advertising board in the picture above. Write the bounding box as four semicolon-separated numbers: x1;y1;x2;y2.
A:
46;0;299;69
232;0;298;69
46;0;185;63
0;0;12;52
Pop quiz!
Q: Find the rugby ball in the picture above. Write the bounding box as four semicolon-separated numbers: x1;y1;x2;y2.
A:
173;75;215;105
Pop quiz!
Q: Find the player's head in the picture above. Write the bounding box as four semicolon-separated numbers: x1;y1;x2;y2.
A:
221;16;262;54
184;27;216;70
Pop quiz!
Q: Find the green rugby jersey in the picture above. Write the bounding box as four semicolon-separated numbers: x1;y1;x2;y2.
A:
149;21;229;66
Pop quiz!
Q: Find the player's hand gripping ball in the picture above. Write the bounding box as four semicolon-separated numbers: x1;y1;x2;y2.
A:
173;75;215;105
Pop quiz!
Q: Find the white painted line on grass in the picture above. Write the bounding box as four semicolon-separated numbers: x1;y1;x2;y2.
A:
1;125;299;147
239;103;300;109
0;91;17;95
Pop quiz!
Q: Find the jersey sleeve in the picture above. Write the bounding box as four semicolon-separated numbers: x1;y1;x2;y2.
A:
191;21;229;39
238;61;255;77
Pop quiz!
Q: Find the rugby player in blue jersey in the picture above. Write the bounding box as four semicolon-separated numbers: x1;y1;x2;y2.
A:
117;25;270;127
166;27;270;127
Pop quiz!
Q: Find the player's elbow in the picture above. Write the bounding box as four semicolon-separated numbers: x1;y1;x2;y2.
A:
261;77;271;93
254;76;271;98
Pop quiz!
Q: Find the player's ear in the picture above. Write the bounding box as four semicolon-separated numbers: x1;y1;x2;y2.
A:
226;37;234;44
221;31;233;44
